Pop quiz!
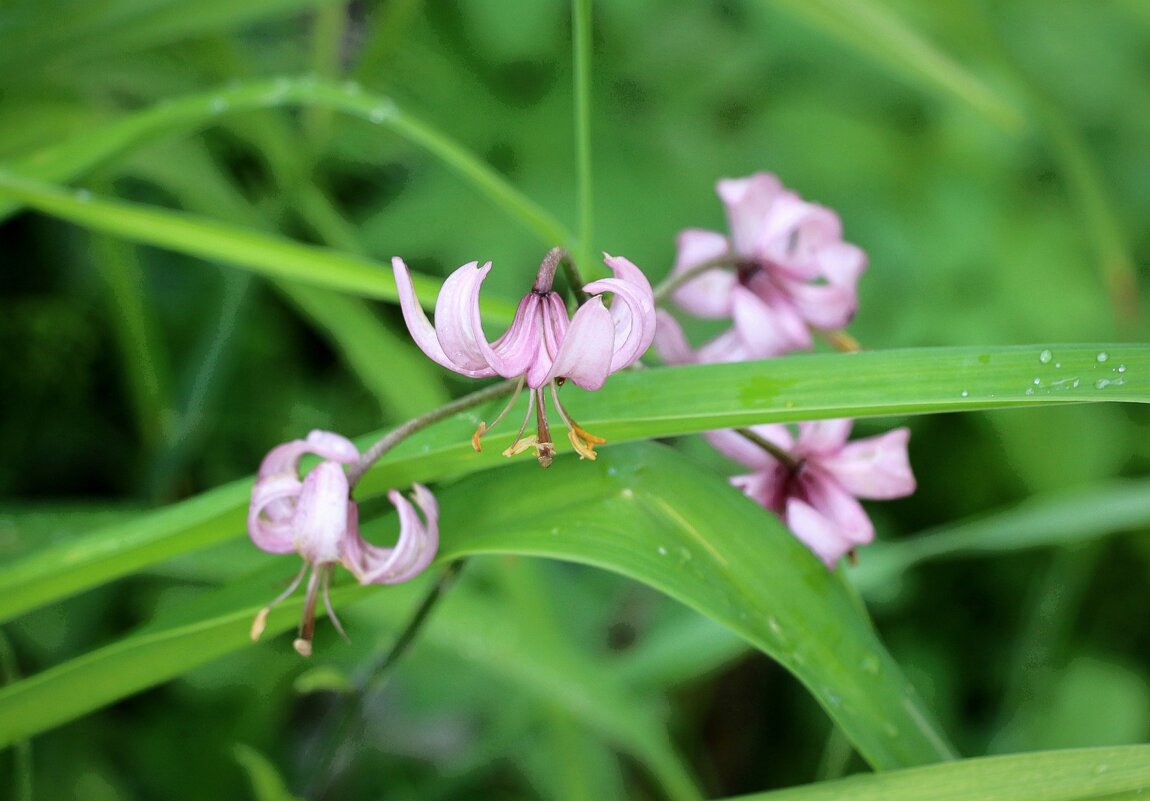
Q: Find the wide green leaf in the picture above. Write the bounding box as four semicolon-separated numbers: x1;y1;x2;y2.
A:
1;344;1148;625
722;745;1150;800
0;443;952;773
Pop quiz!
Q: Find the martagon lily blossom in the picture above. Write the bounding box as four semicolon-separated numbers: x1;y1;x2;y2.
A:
656;172;866;363
393;249;656;466
708;420;915;568
247;430;438;656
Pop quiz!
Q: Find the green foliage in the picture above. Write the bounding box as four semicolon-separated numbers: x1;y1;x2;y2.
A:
1;0;1148;799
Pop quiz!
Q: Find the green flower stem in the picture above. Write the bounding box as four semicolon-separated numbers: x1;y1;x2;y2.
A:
572;0;595;276
347;380;518;487
652;253;739;303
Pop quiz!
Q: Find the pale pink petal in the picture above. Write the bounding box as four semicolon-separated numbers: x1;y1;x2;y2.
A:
347;484;439;585
393;258;496;378
817;241;867;288
785;498;856;568
760;198;842;279
777;274;858;330
670;229;737;318
731;284;811;357
795;419;853;456
258;439;312;480
302;430;359;464
653;310;698;365
291;461;351;565
705;424;793;471
819;427;915;500
585;254;656;372
490;293;546;381
799;469;875;547
432;261;502;375
522;293;566;388
717;173;785;256
248;473;303;553
545;297;615;390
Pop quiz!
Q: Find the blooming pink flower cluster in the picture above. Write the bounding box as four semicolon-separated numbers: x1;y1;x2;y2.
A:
394;249;656;466
247;430;437;656
661;173;915;567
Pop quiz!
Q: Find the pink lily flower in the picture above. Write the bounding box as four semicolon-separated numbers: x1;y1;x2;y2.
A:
247;430;438;656
662;173;866;362
393;249;656;466
708;419;914;568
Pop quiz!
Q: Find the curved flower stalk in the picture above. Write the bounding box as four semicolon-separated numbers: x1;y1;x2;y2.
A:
658;173;866;363
708;420;914;568
247;430;438;656
393;249;656;466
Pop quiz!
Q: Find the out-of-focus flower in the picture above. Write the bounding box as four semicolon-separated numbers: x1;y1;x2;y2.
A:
708;419;914;567
247;430;438;655
393;250;655;466
660;173;866;362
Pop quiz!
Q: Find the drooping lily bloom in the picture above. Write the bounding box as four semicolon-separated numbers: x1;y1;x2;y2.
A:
662;173;866;361
708;419;914;568
393;249;656;466
247;430;438;656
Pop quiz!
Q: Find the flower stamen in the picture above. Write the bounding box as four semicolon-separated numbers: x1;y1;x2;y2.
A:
250;563;309;642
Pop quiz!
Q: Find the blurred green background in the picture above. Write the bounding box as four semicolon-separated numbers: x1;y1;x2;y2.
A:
1;1;1148;799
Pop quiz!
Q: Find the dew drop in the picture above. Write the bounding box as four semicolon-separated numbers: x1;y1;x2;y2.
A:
1118;364;1127;373
1039;349;1052;364
620;488;634;499
1096;379;1111;389
1054;362;1061;368
657;546;668;556
1025;388;1034;396
1097;352;1110;363
767;617;785;640
960;390;969;398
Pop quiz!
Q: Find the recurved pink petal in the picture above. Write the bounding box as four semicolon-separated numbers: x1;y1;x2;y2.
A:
670;229;737;318
292;461;351;565
819;427;915;500
304;430;359;464
717;173;785;257
585;255;656;372
393;258;496;379
347;484;439;585
248;472;304;553
433;261;501;374
545;296;615;390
